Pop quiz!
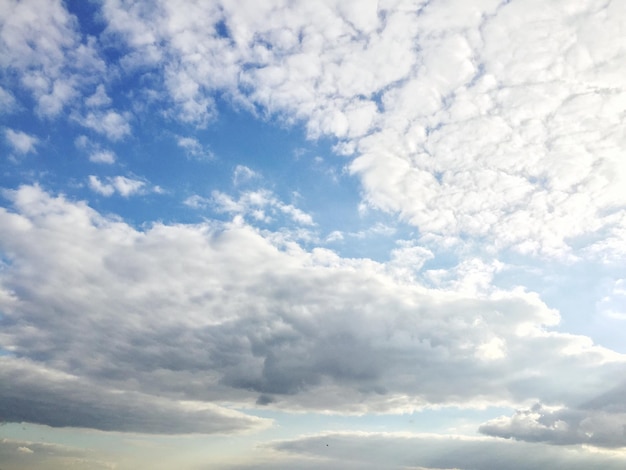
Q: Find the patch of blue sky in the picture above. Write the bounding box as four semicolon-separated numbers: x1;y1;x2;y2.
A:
244;406;513;439
491;253;626;352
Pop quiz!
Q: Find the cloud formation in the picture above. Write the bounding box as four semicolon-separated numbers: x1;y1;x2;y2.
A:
0;357;269;434
0;186;624;434
96;0;626;258
4;129;38;155
1;1;626;466
88;175;150;197
0;0;105;117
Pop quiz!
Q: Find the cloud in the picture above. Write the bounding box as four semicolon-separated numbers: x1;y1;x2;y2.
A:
0;185;624;430
480;377;626;448
101;0;233;126
96;0;626;259
210;186;314;226
75;135;116;164
233;165;259;186
85;84;112;108
78;110;131;141
0;356;269;434
4;129;38;155
224;431;626;470
0;86;17;113
0;0;106;117
177;136;214;160
88;175;152;197
596;279;626;320
89;150;116;164
0;438;117;469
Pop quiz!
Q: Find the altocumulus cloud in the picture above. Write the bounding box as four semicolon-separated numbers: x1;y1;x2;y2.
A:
0;185;625;434
98;0;626;258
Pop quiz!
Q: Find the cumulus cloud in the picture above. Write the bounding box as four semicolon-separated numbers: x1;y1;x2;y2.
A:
4;129;38;155
0;186;624;431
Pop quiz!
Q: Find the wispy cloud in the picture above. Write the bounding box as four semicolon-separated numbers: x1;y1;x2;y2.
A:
75;135;116;164
177;135;214;160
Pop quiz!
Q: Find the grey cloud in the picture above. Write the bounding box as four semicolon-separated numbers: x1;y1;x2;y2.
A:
0;438;116;470
480;380;626;448
223;432;626;470
0;357;269;434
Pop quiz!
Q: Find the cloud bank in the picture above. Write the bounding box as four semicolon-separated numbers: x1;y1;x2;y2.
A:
0;185;624;435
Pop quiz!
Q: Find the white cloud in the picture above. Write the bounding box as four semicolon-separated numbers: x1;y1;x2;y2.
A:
88;175;148;197
97;0;626;260
211;188;314;226
79;110;131;141
596;279;626;320
4;129;38;155
184;194;211;209
0;0;106;117
75;135;116;164
233;165;259;186
85;84;112;108
177;136;214;160
88;175;115;196
89;149;116;164
0;85;17;113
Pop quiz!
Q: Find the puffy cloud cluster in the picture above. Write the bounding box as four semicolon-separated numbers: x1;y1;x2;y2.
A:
0;186;624;434
0;0;106;117
94;0;626;257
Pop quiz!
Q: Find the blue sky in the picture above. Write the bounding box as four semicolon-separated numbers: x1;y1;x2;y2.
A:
1;0;626;468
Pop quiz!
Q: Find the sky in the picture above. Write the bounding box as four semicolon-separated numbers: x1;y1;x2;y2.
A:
0;0;625;468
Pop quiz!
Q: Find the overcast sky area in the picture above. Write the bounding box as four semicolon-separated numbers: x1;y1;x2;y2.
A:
1;0;625;468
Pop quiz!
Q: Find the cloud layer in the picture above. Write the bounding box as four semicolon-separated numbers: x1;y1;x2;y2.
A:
228;431;626;470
